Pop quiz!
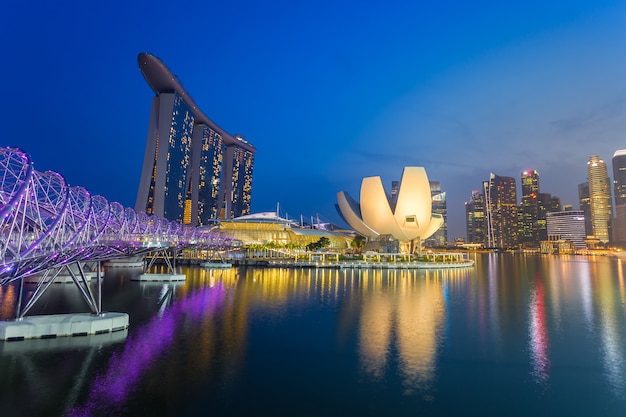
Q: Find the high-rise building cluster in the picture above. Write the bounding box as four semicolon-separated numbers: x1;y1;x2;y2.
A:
135;53;255;226
464;150;626;251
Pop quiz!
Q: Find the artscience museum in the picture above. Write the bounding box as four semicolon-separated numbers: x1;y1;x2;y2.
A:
336;167;443;253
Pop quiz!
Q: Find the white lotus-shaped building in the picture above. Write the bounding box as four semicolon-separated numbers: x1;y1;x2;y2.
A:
337;167;443;244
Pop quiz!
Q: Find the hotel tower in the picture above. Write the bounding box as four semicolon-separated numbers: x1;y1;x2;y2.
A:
135;53;256;225
586;155;612;243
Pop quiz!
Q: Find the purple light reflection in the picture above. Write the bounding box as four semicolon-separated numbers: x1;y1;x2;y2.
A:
529;276;550;387
66;283;226;417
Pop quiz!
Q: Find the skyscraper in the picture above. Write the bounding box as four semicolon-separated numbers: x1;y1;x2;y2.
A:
518;170;539;247
484;173;518;249
390;180;399;211
465;190;485;245
191;124;224;224
578;182;592;237
612;150;626;246
587;155;612;243
537;193;562;242
135;91;194;222
135;53;256;224
425;181;447;247
218;139;255;219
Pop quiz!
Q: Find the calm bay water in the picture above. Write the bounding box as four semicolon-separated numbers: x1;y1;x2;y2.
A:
1;254;625;416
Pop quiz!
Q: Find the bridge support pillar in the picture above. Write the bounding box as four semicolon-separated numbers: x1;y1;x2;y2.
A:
133;248;186;282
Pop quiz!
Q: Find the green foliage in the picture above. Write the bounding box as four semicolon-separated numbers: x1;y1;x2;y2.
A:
306;236;331;251
350;235;367;253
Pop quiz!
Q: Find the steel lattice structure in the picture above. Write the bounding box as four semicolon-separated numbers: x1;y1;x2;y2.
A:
0;147;234;287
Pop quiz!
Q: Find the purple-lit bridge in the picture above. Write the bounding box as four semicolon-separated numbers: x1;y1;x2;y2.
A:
0;147;233;336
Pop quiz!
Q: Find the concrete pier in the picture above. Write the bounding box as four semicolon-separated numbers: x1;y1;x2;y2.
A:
104;256;145;268
132;273;186;282
0;328;128;353
23;271;100;284
0;312;129;341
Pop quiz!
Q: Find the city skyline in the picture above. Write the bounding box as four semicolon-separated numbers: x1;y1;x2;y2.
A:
1;1;625;239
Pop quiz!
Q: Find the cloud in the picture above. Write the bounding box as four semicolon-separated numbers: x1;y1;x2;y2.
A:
550;94;626;134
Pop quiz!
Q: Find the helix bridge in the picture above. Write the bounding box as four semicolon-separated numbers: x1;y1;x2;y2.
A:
0;147;233;335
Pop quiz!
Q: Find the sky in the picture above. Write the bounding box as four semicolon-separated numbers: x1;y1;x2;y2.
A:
1;0;625;239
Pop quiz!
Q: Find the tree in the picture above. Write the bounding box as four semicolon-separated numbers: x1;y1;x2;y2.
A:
306;237;331;251
350;235;367;254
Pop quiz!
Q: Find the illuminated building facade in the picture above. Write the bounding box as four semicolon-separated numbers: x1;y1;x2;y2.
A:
537;193;561;242
465;190;485;245
425;181;447;247
518;170;540;247
135;52;256;224
587;155;612;243
612;150;626;246
218;141;254;219
191;124;224;224
484;173;518;249
546;209;586;248
136;92;194;222
578;182;592;237
217;212;350;249
390;180;399;211
336;167;443;253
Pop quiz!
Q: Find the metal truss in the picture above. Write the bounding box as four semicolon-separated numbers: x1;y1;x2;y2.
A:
0;147;235;316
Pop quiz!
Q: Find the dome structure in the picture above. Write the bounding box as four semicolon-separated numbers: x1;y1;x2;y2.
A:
336;167;443;244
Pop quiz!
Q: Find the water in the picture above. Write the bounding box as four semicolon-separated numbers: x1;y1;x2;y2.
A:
1;254;625;416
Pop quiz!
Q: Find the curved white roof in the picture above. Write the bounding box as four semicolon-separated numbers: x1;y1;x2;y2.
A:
337;167;442;243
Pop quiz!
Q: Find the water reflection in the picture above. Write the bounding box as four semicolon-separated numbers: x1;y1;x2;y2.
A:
358;271;393;380
0;284;16;319
593;261;625;397
528;272;549;386
356;269;461;395
66;278;227;417
2;257;626;416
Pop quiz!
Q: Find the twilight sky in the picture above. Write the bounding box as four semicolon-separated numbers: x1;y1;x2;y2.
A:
1;1;625;239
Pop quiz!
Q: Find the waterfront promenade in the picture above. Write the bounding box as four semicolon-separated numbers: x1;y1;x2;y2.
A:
265;258;474;269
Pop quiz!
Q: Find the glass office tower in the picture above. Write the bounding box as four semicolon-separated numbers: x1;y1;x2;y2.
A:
465;190;485;245
484;173;518;249
578;182;592;237
587;155;612;243
612;149;626;245
425;181;447;247
537;193;561;242
519;170;540;247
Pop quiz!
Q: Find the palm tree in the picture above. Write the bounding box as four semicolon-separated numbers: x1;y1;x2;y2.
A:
350;235;367;254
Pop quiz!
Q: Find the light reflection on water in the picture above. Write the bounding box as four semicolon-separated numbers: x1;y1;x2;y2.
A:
0;255;625;416
528;274;549;387
356;270;446;396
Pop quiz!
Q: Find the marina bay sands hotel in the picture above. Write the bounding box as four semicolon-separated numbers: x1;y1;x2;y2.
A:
135;52;255;225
